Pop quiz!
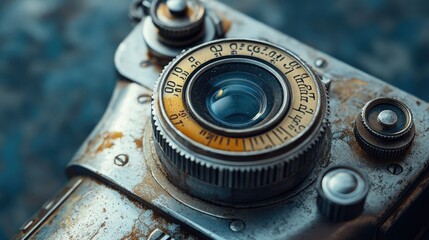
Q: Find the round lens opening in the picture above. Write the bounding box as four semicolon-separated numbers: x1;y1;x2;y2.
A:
207;76;268;128
186;58;289;136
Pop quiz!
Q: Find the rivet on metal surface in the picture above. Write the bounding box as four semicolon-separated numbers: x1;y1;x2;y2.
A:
229;219;245;232
387;163;403;175
20;220;33;232
114;154;129;167
315;58;327;68
137;94;151;104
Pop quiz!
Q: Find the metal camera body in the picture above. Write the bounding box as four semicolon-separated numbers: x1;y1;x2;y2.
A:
15;0;429;239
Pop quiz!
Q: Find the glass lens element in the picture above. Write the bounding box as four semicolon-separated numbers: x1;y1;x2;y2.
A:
207;75;268;128
188;60;284;131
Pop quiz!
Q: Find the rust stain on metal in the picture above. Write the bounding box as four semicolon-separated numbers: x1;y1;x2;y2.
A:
134;138;143;150
348;135;368;159
332;78;368;102
95;132;123;153
120;224;144;240
132;173;162;203
122;209;194;240
331;78;373;111
132;123;164;202
382;86;392;93
145;52;167;71
76;131;124;161
222;17;232;33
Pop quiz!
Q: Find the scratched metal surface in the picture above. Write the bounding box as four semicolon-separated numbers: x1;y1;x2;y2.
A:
64;1;429;239
30;177;195;239
1;0;429;239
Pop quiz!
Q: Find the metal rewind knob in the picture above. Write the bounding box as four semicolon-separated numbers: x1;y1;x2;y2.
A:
150;0;206;44
354;97;415;159
142;0;222;59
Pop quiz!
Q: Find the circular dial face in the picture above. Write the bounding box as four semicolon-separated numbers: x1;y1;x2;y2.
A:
159;39;321;152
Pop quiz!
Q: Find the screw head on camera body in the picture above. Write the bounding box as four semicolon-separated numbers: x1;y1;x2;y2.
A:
151;39;330;204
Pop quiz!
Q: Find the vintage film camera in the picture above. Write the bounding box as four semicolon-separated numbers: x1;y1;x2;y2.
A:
15;0;429;239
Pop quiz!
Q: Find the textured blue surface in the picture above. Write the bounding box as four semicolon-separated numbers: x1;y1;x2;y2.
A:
0;0;130;238
0;0;428;238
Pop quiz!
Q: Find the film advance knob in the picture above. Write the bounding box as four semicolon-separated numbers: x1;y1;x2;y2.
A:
354;97;415;159
150;0;206;43
317;166;370;222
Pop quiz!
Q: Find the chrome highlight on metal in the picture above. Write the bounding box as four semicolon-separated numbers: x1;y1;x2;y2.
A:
317;166;369;222
321;168;366;205
377;109;398;128
166;0;187;16
149;228;176;240
314;58;327;68
229;220;245;232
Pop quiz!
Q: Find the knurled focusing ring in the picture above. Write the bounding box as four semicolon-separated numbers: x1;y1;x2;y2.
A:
151;39;329;203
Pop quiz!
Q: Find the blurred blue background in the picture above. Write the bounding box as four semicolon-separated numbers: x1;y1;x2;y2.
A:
0;0;428;238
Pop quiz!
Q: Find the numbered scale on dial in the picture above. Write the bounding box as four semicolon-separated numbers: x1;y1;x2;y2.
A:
151;39;330;203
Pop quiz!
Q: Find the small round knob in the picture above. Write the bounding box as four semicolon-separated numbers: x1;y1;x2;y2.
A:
317;166;370;222
166;0;187;16
150;0;206;44
354;97;415;159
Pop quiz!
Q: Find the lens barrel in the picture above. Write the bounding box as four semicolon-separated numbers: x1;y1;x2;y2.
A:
151;39;329;204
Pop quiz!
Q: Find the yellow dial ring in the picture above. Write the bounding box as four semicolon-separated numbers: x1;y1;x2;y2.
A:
159;39;321;153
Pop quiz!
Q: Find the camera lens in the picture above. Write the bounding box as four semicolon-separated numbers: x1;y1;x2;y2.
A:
152;39;329;204
186;58;286;136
